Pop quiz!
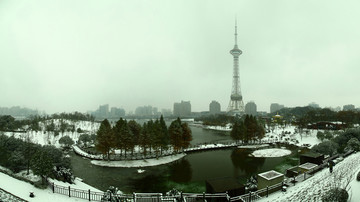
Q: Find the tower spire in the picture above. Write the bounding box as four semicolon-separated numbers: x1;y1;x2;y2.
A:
235;18;238;46
227;18;245;114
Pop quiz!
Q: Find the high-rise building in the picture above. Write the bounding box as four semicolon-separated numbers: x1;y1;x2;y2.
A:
270;103;284;113
110;107;125;118
135;105;154;116
98;104;109;117
92;104;125;118
343;104;355;111
227;20;245;114
209;101;221;114
161;109;172;117
245;101;257;116
173;101;191;117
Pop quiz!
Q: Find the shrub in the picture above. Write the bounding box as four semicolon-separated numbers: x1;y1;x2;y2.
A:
346;138;360;152
59;136;74;148
312;141;339;156
357;171;360;181
322;188;348;202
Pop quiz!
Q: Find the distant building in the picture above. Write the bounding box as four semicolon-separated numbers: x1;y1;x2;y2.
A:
270;103;284;113
110;107;125;118
209;101;221;114
161;109;172;117
173;101;191;117
0;106;39;117
245;101;257;116
98;104;109;118
135;105;154;116
343;104;355;111
308;102;320;108
92;104;125;119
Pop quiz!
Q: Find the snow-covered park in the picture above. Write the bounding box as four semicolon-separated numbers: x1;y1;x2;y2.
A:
259;152;360;202
1;119;358;201
3;119;100;148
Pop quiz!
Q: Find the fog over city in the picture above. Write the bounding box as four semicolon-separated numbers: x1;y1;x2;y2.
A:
1;0;359;114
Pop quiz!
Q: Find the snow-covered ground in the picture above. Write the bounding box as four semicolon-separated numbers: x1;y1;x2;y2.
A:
90;153;186;168
263;125;322;148
238;144;269;149
0;172;101;202
0;166;41;183
259;152;360;202
251;148;292;158
203;124;232;131
73;145;102;160
3;120;99;148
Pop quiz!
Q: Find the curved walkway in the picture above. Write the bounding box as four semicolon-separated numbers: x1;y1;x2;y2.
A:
73;140;278;161
90;153;186;168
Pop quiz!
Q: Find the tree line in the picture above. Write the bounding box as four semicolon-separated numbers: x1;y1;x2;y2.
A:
0;133;72;185
95;116;192;160
230;115;265;143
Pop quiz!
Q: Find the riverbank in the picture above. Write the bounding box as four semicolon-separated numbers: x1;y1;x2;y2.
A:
90;153;186;168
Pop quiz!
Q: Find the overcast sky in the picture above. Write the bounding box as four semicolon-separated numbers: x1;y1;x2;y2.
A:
1;0;359;114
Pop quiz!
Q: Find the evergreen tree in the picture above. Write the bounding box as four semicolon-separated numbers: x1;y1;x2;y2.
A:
239;121;247;143
181;122;192;149
159;115;169;154
230;120;241;142
139;122;150;155
95;119;114;160
31;148;53;184
128;120;142;154
169;118;183;152
231;119;247;143
113;118;126;154
121;121;134;157
151;120;163;157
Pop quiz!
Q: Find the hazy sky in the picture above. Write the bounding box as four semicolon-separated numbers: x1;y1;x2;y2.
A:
1;0;359;114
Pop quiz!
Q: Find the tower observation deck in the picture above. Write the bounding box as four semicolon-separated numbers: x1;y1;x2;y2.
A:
227;21;245;114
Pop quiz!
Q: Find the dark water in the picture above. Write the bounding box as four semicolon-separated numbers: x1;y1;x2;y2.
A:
70;125;299;193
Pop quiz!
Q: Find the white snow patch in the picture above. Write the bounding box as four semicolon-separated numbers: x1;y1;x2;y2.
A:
137;169;145;173
0;172;101;202
251;148;291;158
91;154;186;168
238;144;269;149
203;124;232;131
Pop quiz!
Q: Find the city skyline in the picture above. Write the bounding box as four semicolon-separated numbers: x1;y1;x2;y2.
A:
1;0;360;114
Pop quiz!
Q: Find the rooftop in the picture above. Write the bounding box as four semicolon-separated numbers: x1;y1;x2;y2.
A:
258;170;284;180
299;162;318;170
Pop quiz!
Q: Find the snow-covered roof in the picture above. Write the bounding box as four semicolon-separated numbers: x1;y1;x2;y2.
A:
258;170;283;180
299;162;318;170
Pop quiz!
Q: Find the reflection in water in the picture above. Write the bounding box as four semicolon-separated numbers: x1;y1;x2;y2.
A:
129;172;168;193
70;124;299;193
169;158;192;183
231;149;265;174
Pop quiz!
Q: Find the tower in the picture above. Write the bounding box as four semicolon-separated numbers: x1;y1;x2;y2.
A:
227;20;245;114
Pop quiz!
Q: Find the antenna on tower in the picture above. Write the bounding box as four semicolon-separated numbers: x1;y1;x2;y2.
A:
235;17;238;45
